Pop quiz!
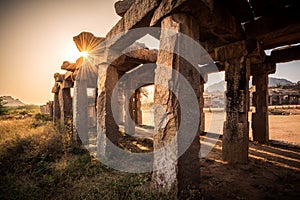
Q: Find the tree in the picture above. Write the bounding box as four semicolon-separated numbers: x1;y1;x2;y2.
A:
0;96;7;115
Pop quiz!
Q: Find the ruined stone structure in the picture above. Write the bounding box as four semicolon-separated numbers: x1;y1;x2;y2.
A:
44;0;300;198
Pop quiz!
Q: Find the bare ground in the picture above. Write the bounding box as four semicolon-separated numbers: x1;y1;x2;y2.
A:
202;109;300;199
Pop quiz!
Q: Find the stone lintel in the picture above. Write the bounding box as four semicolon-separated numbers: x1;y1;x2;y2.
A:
214;40;266;63
106;0;160;50
114;0;135;17
61;61;76;72
271;44;300;63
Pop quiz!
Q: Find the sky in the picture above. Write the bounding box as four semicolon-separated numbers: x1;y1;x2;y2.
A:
0;0;299;105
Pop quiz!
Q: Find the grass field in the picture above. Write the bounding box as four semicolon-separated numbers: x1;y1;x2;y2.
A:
0;115;165;200
1;108;299;199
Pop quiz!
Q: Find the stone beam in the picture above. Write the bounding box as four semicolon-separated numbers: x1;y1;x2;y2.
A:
61;61;76;72
244;8;300;49
114;0;135;17
271;45;300;63
111;49;158;72
199;62;225;74
150;0;245;52
106;0;161;51
213;40;265;63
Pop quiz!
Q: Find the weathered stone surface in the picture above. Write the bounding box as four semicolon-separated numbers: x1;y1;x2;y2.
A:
271;45;300;63
124;85;135;135
61;61;76;72
54;73;65;82
61;79;73;89
150;0;189;26
48;101;53;119
106;0;160;50
252;65;269;143
135;89;142;125
153;13;201;197
114;0;135;17
51;83;59;93
222;56;250;163
111;48;158;72
58;87;72;125
73;80;88;145
53;92;60;123
199;81;205;134
97;64;120;157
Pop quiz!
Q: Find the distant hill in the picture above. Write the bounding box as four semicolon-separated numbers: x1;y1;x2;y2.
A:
206;77;294;93
1;96;26;107
268;77;294;87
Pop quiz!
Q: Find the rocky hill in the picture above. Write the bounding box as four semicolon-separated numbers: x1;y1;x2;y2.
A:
206;77;295;93
0;96;26;107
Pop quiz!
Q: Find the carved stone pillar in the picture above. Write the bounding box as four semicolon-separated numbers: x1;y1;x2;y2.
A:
153;13;201;197
223;57;250;163
199;79;205;134
135;89;143;125
52;83;60;124
73;80;88;145
124;80;135;135
252;65;269;143
59;80;73;125
97;63;120;157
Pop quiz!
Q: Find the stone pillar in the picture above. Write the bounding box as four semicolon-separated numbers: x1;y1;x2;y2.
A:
116;84;125;125
124;80;135;135
49;101;53;119
252;66;269;143
73;80;88;145
53;92;60;123
278;96;282;105
153;13;201;197
135;89;143;125
97;63;120;157
58;80;73;125
199;79;205;134
222;57;250;163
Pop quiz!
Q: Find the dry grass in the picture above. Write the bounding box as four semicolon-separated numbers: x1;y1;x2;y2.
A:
0;116;165;200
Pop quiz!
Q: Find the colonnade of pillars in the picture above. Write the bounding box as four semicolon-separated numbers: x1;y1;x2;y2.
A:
46;13;275;197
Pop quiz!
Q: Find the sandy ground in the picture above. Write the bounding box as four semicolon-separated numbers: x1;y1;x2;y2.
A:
205;111;300;145
200;136;300;199
201;110;300;199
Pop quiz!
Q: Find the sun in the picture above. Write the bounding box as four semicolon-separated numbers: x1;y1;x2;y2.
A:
80;51;89;58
